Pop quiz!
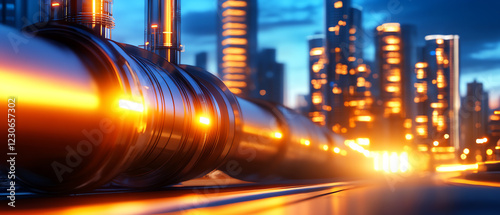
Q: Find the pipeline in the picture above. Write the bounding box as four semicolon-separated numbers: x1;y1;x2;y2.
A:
0;1;368;194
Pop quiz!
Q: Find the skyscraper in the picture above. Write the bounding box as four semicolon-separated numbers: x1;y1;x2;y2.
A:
308;34;327;126
413;62;431;141
195;52;208;70
424;35;460;149
460;80;489;162
254;48;284;104
348;7;362;69
217;0;257;97
325;0;351;133
374;23;416;150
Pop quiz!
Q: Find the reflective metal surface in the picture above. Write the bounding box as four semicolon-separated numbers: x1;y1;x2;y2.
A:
50;0;115;38
145;0;181;63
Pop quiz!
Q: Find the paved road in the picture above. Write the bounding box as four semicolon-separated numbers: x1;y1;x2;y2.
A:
1;174;500;214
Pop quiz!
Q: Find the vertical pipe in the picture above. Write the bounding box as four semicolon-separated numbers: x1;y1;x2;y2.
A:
145;0;180;64
49;0;114;38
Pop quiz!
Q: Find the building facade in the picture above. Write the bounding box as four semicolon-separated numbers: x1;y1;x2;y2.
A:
325;0;351;133
195;52;208;70
459;81;489;162
254;48;284;104
424;35;460;149
308;34;328;126
373;23;416;150
217;0;257;97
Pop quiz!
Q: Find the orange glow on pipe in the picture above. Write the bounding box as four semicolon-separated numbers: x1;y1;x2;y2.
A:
92;0;96;28
52;2;60;7
164;0;173;47
0;70;99;110
199;116;210;125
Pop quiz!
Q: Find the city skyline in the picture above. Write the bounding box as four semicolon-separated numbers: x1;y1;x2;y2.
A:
112;0;500;108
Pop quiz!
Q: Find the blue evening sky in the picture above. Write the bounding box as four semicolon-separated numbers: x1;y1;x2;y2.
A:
113;0;500;109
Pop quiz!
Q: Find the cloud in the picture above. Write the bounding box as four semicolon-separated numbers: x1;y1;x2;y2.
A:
258;3;323;30
470;42;500;60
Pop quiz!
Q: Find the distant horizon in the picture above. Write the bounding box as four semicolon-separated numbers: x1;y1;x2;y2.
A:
112;0;500;109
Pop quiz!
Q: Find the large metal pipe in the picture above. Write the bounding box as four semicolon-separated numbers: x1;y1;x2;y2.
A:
0;23;365;193
145;0;181;64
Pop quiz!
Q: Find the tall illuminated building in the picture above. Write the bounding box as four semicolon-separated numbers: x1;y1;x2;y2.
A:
325;0;351;132
254;48;284;104
413;62;431;141
308;35;327;126
424;35;460;149
374;23;416;150
348;7;362;69
348;64;374;137
217;0;257;97
459;81;489;162
490;110;500;160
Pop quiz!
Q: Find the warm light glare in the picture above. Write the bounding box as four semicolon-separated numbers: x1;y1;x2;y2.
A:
199;117;210;125
433;141;439;146
390;152;399;173
436;164;478;172
382;152;390;173
119;100;144;112
52;2;60;6
0;72;99;110
334;147;341;154
323;145;329;151
274;132;283;139
463;148;470;155
487;149;493;156
399;152;409;173
334;1;343;8
356;138;370;146
476;137;488;144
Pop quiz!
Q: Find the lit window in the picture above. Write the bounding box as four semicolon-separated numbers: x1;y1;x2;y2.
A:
222;9;246;17
334;1;343;8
